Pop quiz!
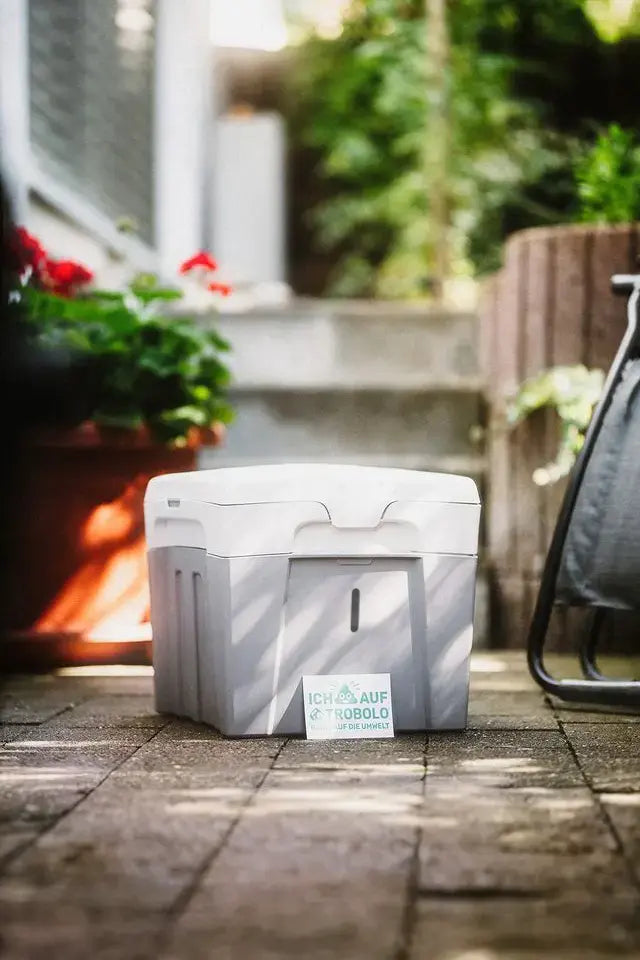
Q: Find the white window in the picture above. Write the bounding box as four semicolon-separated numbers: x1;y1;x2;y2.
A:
29;0;156;244
1;0;213;275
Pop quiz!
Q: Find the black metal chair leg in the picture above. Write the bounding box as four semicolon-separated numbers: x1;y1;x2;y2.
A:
527;276;640;707
579;608;608;681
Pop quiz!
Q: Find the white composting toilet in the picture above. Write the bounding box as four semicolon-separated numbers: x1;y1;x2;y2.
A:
144;464;480;735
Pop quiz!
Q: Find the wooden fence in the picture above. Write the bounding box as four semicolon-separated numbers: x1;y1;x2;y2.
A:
481;222;640;648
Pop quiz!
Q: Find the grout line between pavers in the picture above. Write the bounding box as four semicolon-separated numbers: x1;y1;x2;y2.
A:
157;736;290;945
416;887;544;901
0;701;77;729
552;709;640;894
41;722;170;730
1;720;47;727
0;724;164;874
0;682;115;725
393;733;428;960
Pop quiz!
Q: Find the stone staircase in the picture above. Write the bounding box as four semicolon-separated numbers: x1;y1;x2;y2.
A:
198;299;488;642
200;300;484;471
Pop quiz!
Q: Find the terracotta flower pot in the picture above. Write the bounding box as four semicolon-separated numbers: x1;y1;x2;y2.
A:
3;423;224;668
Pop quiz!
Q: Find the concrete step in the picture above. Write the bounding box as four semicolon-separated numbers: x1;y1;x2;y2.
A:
203;301;485;472
215;300;480;390
203;385;484;468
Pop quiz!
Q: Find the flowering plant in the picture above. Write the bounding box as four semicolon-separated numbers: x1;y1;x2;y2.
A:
508;365;604;486
9;228;233;446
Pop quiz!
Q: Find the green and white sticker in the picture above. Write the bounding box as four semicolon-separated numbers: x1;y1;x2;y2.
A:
302;674;394;740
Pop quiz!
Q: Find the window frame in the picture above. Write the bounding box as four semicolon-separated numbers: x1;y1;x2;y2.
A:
0;0;213;277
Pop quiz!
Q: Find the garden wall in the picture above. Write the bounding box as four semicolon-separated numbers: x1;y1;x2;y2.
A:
481;222;640;648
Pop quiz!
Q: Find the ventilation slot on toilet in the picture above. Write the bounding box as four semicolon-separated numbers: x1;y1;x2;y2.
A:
192;572;204;717
350;588;360;632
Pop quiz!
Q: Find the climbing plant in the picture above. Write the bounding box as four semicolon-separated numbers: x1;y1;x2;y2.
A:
507;365;605;485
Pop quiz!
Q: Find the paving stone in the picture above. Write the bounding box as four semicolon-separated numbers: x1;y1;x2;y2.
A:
2;739;277;937
163;803;417;960
418;784;629;896
0;902;161;960
54;694;166;728
562;723;640;791
546;654;640;679
267;764;423;799
276;734;425;769
160;735;426;960
253;773;424;835
0;727;156;834
410;896;640;959
468;714;559;730
164;877;410;960
563;724;640;758
1;657;639;960
466;673;538;693
1;724;155;762
426;729;583;788
582;762;640;792
0;780;98;834
0;726;38;745
0;828;40;863
0;778;256;912
468;691;557;730
157;719;227;740
555;705;640;725
0;690;81;724
600;793;640;884
468;691;549;715
116;727;285;785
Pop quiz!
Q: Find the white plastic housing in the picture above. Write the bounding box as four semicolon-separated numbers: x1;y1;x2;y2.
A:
144;464;480;735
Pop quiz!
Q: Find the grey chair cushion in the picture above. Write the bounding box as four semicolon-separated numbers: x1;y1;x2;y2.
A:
557;359;640;610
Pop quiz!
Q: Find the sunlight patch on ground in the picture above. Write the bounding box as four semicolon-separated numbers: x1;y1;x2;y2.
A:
0;768;96;782
601;793;640;806
447;952;499;960
56;665;154;677
275;762;423;776
3;741;116;749
470;655;509;674
168;782;422;820
459;757;542;772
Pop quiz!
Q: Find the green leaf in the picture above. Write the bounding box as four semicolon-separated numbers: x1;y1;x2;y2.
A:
509;364;605;485
131;287;183;305
89;290;128;304
574;124;640;223
212;400;235;424
16;272;233;445
94;411;145;430
160;405;209;427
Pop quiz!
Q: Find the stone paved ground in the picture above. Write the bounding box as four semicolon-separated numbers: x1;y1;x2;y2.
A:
1;652;640;960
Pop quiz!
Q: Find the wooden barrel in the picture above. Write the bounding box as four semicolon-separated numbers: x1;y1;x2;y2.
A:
481;223;640;648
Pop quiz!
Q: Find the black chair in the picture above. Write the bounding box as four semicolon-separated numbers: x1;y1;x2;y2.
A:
527;273;640;706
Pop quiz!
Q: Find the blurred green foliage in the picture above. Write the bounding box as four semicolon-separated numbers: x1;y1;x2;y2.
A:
20;275;233;445
507;365;604;485
292;0;640;297
575;123;640;223
585;0;640;41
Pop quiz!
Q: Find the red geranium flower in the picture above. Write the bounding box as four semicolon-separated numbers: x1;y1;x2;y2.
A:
9;226;47;274
207;281;232;297
43;257;94;297
179;251;218;274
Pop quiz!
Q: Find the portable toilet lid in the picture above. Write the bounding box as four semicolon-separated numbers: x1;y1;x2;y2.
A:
145;463;479;530
145;463;480;557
